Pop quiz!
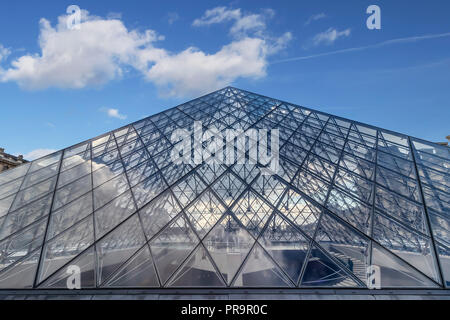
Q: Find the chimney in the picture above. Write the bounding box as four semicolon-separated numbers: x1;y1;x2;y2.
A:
0;148;4;154
18;155;23;160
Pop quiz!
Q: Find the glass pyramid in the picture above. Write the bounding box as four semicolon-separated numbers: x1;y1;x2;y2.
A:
0;87;448;290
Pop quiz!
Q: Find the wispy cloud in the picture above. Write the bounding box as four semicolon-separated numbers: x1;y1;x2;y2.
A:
311;28;351;47
305;13;326;26
0;44;10;62
273;32;450;64
100;107;127;120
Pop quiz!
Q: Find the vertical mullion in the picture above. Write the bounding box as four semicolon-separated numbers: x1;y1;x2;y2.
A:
33;150;65;288
408;136;445;287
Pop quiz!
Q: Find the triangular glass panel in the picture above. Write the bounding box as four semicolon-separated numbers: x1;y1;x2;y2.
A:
0;218;47;272
104;245;159;288
315;213;370;284
233;243;292;287
278;188;321;237
38;216;94;284
258;214;309;284
96;214;146;286
211;170;245;208
372;211;440;283
47;192;92;239
185;190;226;239
300;245;360;288
150;214;199;285
0;249;40;289
203;214;256;285
371;242;439;288
232;190;273;238
94;190;136;239
251;175;287;207
167;245;225;287
139;191;182;240
39;247;96;289
0;192;53;240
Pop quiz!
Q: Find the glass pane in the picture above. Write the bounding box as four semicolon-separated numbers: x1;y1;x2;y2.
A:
121;148;149;171
0;162;30;186
95;190;136;239
0;218;47;271
29;151;62;173
185;191;226;239
378;151;415;179
418;165;449;194
371;242;438;288
436;243;450;288
300;245;359;287
150;214;199;285
132;172;167;209
171;173;207;208
372;212;440;282
203;215;255;285
292;170;329;205
0;177;23;200
53;174;92;210
38;216;94;284
61;150;91;172
93;173;129;211
233;191;273;238
334;168;373;204
57;161;91;188
21;162;59;190
168;245;225;287
0;193;52;240
258;214;309;284
211;171;245;207
326;188;371;235
0;250;40;289
251;175;287;207
93;160;124;188
429;210;450;246
127;160;157;187
39;247;95;289
47;192;93;239
302;154;336;182
10;175;57;212
278;188;321;237
96;214;146;285
315;213;370;284
139;192;181;240
376;166;420;202
104;245;159;288
0;194;16;218
375;185;427;234
233;243;291;287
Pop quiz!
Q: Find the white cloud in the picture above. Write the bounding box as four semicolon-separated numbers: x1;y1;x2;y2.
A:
25;148;57;161
312;28;351;46
167;12;179;25
305;13;327;25
0;45;11;62
0;8;291;97
101;107;127;120
193;7;241;26
192;7;277;37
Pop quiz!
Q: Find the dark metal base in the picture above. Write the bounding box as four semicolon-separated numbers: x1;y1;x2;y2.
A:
1;288;450;300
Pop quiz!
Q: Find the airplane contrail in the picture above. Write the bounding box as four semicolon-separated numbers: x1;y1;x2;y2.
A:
271;32;450;64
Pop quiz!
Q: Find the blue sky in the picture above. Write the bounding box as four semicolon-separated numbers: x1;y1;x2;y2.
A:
0;0;449;159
